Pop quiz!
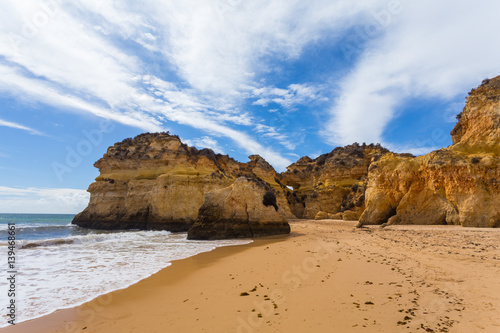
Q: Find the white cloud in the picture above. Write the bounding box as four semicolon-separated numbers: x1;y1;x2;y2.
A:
285;152;300;159
1;0;497;172
0;118;43;135
386;143;440;157
0;64;164;132
145;0;382;94
141;75;292;168
0;1;305;170
184;136;225;154
308;151;322;159
325;1;500;146
0;186;90;214
255;124;296;150
252;83;327;109
404;147;439;156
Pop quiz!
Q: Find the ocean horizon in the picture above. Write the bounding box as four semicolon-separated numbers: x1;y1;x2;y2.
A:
0;213;252;327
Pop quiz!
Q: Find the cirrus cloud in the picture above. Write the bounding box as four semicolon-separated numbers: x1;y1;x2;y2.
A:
0;186;90;214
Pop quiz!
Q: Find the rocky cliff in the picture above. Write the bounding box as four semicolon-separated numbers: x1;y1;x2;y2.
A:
280;143;394;219
72;133;293;232
74;75;500;232
188;177;290;240
360;77;500;227
451;77;500;151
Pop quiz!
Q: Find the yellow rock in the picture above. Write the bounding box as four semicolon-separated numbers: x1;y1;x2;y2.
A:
73;133;295;231
342;210;359;221
360;77;500;228
281;143;391;219
188;177;290;240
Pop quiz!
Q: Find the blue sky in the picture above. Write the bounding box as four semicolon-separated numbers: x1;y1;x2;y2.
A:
0;0;499;213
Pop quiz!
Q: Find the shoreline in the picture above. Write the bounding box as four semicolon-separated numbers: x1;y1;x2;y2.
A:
1;234;281;333
2;234;253;330
1;224;252;329
2;220;499;332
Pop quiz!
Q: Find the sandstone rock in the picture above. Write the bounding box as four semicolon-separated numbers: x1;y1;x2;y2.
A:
342;210;360;221
360;76;500;228
451;77;500;151
281;143;392;219
73;76;499;233
314;211;332;220
73;133;294;231
187;177;291;240
331;212;344;220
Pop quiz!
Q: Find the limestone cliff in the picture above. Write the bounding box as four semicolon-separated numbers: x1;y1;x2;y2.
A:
360;76;500;228
188;177;290;240
73;75;500;232
451;77;500;151
72;133;293;231
280;143;393;219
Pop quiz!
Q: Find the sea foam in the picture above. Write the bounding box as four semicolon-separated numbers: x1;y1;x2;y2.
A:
0;218;251;327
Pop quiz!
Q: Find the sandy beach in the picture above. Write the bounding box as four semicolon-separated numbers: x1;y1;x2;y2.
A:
3;220;500;333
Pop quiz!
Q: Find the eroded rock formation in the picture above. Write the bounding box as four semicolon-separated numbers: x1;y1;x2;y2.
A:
73;75;500;233
72;133;293;231
187;177;290;240
280;144;393;219
360;77;500;228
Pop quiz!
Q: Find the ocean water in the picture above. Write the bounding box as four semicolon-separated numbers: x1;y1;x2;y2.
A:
0;214;252;327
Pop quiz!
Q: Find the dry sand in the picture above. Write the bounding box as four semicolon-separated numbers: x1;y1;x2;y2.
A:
3;220;500;332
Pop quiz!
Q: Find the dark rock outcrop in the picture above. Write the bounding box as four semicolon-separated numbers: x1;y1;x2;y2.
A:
187;177;291;240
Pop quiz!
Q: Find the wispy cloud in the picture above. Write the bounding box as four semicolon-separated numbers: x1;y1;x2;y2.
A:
255;124;296;150
143;1;382;94
386;144;440;157
251;83;327;110
184;136;225;154
2;1;318;169
0;186;90;214
0;118;44;135
324;1;500;146
1;0;498;170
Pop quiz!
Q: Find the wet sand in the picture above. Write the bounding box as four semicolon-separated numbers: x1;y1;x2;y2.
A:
3;220;500;332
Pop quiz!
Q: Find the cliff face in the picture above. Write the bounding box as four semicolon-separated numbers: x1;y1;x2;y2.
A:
280;143;393;219
360;77;500;228
451;77;500;151
187;177;290;240
74;75;500;232
73;133;293;231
